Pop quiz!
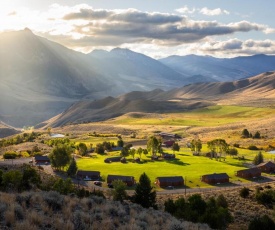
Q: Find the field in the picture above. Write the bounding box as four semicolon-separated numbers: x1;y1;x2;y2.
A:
76;146;274;189
107;105;275;126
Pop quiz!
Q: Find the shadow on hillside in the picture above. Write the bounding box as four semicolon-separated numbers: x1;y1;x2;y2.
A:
165;159;190;166
244;176;275;183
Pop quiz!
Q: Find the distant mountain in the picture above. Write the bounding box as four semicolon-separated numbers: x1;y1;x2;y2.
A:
0;29;187;127
159;54;275;82
42;71;275;128
0;121;20;138
44;72;275;127
2;29;275;127
88;48;189;91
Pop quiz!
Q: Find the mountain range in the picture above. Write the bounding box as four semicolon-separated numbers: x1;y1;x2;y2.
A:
1;28;275;127
41;71;275;128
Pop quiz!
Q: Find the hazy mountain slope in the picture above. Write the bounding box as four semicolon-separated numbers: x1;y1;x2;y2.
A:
88;48;189;91
42;71;275;127
0;121;20;138
160;54;275;82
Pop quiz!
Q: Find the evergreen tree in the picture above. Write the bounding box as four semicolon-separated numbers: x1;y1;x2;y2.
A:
253;131;261;139
67;158;78;177
242;129;250;138
172;142;180;154
253;152;264;165
133;172;157;209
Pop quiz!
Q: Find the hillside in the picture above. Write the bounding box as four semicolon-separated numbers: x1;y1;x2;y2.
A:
160;54;275;82
42;71;275;128
0;121;20;138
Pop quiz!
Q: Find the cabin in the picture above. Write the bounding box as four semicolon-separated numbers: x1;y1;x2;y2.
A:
163;140;175;147
107;175;135;186
104;156;123;163
76;170;100;180
158;132;181;140
201;173;229;184
162;153;176;159
155;176;184;187
34;155;50;164
236;167;261;179
257;161;275;173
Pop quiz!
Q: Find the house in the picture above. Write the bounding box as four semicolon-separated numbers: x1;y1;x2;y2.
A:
107;175;135;186
104;156;122;163
34;155;50;164
257;161;275;173
76;170;100;180
201;173;229;184
236;167;261;179
155;176;184;187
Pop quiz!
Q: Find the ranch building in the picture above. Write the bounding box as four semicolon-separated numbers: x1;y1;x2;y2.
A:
201;173;229;184
76;170;100;180
107;175;135;186
155;176;184;187
236;167;261;179
257;161;275;173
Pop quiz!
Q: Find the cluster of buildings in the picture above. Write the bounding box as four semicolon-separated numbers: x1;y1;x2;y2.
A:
75;161;275;188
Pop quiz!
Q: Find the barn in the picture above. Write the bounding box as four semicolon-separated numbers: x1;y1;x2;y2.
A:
257;161;275;173
155;176;184;187
76;170;100;180
201;173;229;184
236;167;261;179
107;175;135;186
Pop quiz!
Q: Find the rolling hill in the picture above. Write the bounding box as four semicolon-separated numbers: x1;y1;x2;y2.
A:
41;71;275;128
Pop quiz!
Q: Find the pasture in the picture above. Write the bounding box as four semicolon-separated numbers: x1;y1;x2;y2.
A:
76;147;271;189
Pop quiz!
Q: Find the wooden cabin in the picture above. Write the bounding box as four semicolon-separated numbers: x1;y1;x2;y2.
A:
201;173;229;184
107;175;135;186
236;168;261;179
155;176;184;187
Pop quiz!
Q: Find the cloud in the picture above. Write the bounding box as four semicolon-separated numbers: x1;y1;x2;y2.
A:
200;7;229;16
175;6;196;14
176;6;229;16
60;6;270;47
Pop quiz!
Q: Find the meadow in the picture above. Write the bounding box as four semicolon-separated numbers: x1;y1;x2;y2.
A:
107;105;275;127
76;146;273;189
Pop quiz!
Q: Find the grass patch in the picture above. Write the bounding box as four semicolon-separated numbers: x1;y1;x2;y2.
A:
76;148;257;189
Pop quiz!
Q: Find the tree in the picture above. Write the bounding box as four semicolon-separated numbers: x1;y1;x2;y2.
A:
133;172;157;209
253;131;261;139
22;165;41;189
226;147;238;157
49;145;72;170
129;148;136;159
207;139;229;158
112;180;127;202
172;142;180;154
242;128;250;138
67;158;78;177
95;143;105;154
77;143;87;156
53;178;74;195
147;136;159;156
120;147;129;157
190;139;202;154
47;127;52;136
2;170;23;192
253;152;264;165
117;137;124;147
137;147;143;159
143;149;148;158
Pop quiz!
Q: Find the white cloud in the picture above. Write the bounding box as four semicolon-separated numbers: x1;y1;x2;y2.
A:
200;7;230;16
175;6;196;14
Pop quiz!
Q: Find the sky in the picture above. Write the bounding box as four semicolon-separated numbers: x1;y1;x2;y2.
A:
1;0;275;58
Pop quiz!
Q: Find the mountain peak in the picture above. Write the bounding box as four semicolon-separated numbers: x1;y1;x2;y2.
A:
23;27;33;34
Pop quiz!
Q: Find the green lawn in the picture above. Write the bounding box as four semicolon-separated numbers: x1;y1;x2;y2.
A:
76;147;264;189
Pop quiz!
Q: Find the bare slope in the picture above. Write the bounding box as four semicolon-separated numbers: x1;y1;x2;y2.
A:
42;71;275;128
0;121;20;138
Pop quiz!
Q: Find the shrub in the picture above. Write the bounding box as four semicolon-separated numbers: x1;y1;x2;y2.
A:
248;145;259;150
255;190;275;208
43;191;64;211
248;215;275;230
240;187;250;198
3;152;18;159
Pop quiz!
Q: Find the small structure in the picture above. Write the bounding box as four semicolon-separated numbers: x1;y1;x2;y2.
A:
34;155;50;164
104;156;123;163
162;153;176;159
163;140;175;147
158;132;181;140
201;173;229;184
155;176;184;187
107;175;135;186
257;161;275;173
76;170;100;180
110;147;123;152
236;167;261;179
